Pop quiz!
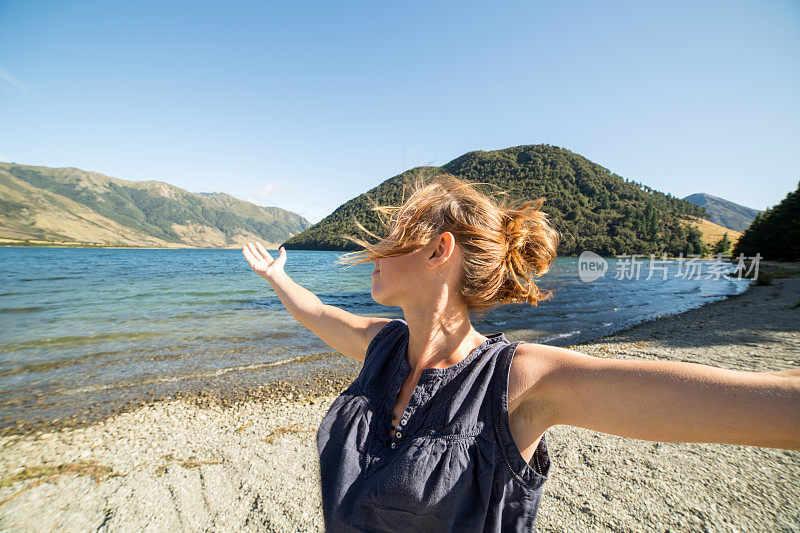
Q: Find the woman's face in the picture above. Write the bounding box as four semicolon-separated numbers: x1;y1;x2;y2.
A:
371;235;459;309
371;247;428;308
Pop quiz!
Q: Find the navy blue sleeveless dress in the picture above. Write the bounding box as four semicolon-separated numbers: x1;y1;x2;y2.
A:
316;318;551;532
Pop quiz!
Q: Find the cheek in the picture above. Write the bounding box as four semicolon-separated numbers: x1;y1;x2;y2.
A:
373;268;396;289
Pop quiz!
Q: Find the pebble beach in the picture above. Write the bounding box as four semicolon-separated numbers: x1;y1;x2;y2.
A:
1;270;798;532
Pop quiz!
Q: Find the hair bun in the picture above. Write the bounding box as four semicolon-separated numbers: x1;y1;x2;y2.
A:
503;212;526;251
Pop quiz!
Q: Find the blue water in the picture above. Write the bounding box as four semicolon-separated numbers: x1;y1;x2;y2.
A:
0;247;749;430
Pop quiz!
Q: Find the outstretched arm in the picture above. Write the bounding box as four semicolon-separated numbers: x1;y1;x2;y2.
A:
242;242;391;362
514;343;800;450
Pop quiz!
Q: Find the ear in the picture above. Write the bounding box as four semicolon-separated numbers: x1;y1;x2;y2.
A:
427;232;456;268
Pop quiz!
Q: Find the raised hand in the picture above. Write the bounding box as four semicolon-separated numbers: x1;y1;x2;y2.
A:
242;242;287;282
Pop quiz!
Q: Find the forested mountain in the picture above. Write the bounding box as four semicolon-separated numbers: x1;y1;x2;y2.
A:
0;162;310;248
683;193;761;232
732;182;800;261
282;144;707;256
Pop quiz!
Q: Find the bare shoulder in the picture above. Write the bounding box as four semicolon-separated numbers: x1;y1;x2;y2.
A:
364;317;395;348
511;342;598;377
508;342;595;423
328;315;395;364
508;343;552;410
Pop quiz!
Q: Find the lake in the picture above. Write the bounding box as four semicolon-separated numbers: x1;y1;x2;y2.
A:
0;247;749;431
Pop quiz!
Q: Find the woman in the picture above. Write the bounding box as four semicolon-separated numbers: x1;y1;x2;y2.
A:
242;174;799;532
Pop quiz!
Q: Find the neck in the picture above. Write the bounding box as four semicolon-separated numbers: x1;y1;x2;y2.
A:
402;307;486;374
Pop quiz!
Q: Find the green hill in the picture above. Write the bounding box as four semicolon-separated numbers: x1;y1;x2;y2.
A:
0;162;311;248
732;182;800;261
281;144;706;256
683;193;761;232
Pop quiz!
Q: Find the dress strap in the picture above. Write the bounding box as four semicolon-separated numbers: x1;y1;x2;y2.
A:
491;340;550;490
364;318;405;364
356;318;408;397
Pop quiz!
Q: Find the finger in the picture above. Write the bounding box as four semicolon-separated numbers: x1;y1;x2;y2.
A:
244;242;257;260
242;245;261;267
254;242;274;262
254;241;272;261
242;245;256;266
245;242;264;262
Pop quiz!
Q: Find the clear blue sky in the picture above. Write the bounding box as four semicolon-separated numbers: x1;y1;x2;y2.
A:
1;0;798;223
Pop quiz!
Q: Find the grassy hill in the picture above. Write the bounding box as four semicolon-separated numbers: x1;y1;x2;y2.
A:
681;215;742;248
0;162;311;248
282;144;707;256
683;193;761;232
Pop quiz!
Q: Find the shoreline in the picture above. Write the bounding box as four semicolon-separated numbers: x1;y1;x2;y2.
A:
4;261;795;438
1;268;798;530
0;264;766;438
0;351;364;438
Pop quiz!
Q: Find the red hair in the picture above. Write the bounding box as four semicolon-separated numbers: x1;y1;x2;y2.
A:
336;173;560;315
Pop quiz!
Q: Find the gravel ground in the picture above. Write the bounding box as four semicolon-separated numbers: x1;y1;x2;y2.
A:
1;273;798;532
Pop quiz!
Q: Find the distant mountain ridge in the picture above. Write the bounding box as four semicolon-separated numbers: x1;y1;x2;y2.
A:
282;144;708;256
683;193;761;233
0;162;311;248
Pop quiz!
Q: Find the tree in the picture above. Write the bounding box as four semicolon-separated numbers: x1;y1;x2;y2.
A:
733;181;800;261
713;233;732;255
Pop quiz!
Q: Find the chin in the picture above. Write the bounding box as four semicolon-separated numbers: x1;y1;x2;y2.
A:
371;289;391;307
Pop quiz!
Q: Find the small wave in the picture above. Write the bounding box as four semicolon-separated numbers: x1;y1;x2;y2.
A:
178;330;295;343
541;330;582;343
1;288;73;296
0;306;48;314
0;330;162;353
0;346;196;378
62;354;314;395
675;286;702;295
18;275;78;282
183;290;255;297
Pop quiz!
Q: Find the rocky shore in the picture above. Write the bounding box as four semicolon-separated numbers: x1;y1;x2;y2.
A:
1;271;798;531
